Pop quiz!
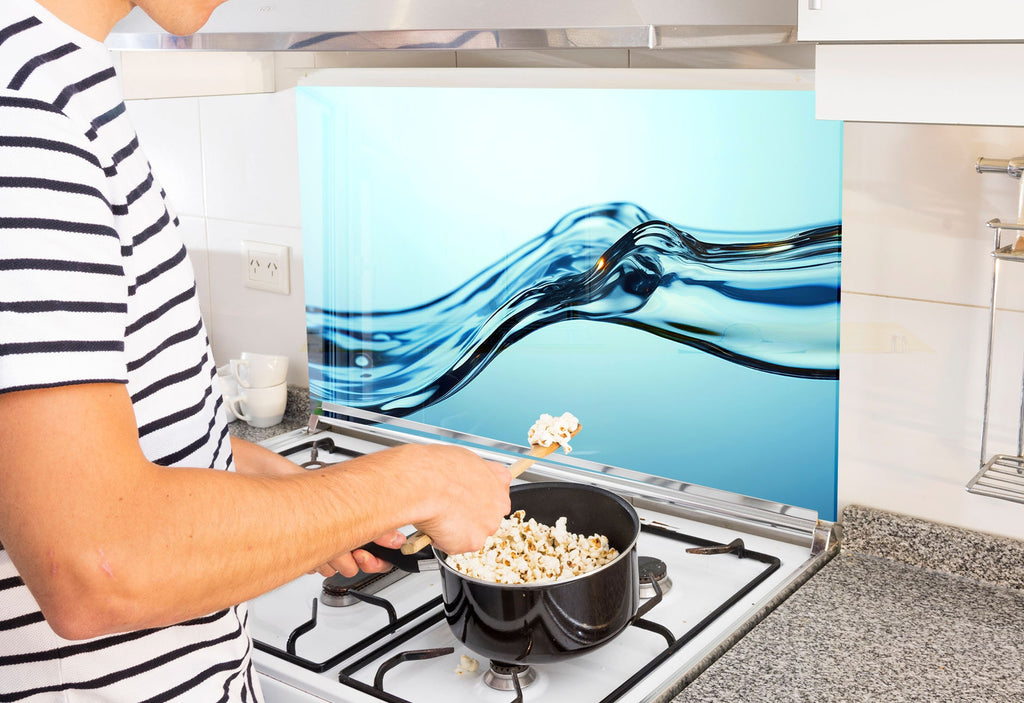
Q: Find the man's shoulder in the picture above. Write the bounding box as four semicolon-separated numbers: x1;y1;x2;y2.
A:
0;87;106;175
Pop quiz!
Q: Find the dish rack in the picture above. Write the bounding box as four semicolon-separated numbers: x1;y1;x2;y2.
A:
967;156;1024;504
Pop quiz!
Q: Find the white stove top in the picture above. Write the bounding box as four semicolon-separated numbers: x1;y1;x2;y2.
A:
249;418;836;703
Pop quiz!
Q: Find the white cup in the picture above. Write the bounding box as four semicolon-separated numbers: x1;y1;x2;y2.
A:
231;352;288;389
216;364;239;421
226;382;288;428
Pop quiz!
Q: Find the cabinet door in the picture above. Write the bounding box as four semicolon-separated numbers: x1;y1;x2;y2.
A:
798;0;1024;42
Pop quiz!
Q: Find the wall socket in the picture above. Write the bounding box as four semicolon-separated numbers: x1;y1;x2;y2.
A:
242;240;290;294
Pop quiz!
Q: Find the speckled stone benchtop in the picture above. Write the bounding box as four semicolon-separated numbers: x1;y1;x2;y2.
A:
226;384;311;444
670;505;1024;703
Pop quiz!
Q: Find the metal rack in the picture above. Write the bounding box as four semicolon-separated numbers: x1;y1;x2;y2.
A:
967;156;1024;504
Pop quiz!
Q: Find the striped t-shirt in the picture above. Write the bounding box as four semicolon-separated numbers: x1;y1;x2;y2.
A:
0;0;261;699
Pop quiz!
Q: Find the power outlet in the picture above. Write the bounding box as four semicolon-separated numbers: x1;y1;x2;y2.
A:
242;241;290;294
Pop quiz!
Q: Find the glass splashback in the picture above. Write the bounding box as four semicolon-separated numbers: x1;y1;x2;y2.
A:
297;83;842;519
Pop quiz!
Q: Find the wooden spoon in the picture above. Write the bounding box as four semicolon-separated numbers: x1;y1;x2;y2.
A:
399;424;581;555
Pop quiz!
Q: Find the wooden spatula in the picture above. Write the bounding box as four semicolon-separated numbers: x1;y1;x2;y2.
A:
399;424;581;555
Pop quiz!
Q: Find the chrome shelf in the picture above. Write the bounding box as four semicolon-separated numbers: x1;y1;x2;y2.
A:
967;455;1024;505
971;163;1024;505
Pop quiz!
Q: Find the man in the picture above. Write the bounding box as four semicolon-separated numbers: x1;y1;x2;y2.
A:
0;0;512;699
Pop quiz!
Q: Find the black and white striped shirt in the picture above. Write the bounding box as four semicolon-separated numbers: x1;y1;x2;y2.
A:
0;0;260;699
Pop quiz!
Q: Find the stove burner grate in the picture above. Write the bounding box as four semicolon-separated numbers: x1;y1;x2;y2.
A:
253;524;782;703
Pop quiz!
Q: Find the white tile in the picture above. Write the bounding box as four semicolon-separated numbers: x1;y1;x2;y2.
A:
119;52;275;100
199;91;302;228
125;97;205;217
838;292;1024;540
842;121;1024;310
176;216;212;333
205;219;309;386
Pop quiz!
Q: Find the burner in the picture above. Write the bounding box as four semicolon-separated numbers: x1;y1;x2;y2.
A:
320;567;407;607
638;555;673;599
483;661;538;691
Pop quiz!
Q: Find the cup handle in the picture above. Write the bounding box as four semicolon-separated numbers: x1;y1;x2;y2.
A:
230;358;251;388
225;395;251;422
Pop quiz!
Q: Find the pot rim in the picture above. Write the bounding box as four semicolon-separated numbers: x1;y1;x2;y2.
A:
433;481;640;589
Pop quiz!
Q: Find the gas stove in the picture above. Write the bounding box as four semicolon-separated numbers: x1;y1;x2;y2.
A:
248;410;838;703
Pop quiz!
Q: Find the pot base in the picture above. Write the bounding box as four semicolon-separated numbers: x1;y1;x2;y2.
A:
483;662;538;692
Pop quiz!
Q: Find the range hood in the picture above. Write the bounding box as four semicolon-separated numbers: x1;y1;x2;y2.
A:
106;0;797;52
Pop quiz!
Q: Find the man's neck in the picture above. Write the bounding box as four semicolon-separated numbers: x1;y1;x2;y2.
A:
34;0;134;42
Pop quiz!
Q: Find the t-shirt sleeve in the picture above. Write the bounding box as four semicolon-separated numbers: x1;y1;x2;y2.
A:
0;94;129;394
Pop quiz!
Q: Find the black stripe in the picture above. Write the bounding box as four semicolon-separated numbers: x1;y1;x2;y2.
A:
0;95;62;115
126;319;203;373
210;421;231;470
139;381;213;439
0;609;229;667
84;102;125;141
125;284;196;337
0;17;41;47
130;349;207;404
110;134;138;167
132;208;172;249
0;340;123;355
7;42;78;91
0;176;111;208
0;217;116;239
0;611;45;632
0;300;125;314
0;379;126;397
0;258;122;276
0;627;247;700
0;135;102;169
111;172;154;216
134;245;187;290
139;654;248;703
52;67;116;111
0;576;24;591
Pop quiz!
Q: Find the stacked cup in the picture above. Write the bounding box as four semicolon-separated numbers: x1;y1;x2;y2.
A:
223;352;289;428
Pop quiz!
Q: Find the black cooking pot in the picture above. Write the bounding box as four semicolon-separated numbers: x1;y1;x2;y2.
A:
364;482;647;664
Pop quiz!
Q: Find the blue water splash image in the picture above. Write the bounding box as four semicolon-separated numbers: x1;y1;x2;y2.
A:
308;202;840;415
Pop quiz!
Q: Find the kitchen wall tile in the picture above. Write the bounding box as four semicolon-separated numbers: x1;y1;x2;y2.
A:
119;51;275;100
199;91;302;229
629;45;815;69
838;292;1024;540
125;97;205;218
204;219;309;386
842;122;1024;310
274;51;457;90
176;215;213;334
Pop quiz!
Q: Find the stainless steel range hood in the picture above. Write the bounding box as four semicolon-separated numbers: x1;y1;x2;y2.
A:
106;0;797;52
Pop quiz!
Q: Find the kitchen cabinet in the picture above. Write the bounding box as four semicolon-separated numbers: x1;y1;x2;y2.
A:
799;2;1024;125
797;0;1024;42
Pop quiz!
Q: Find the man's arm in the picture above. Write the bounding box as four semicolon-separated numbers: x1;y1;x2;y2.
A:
229;434;403;576
0;382;510;640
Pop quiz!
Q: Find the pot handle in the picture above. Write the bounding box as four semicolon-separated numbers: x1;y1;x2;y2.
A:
359;542;438;573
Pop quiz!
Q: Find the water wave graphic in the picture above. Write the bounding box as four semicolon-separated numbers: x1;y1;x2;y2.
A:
308;202;840;415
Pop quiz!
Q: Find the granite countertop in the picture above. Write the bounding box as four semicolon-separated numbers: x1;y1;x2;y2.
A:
227;384;311;443
671;505;1024;702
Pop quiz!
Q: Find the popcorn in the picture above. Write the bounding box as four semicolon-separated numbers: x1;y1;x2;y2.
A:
445;510;618;584
527;412;580;453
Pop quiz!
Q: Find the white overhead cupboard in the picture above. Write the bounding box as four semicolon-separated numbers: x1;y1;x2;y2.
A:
798;0;1024;126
